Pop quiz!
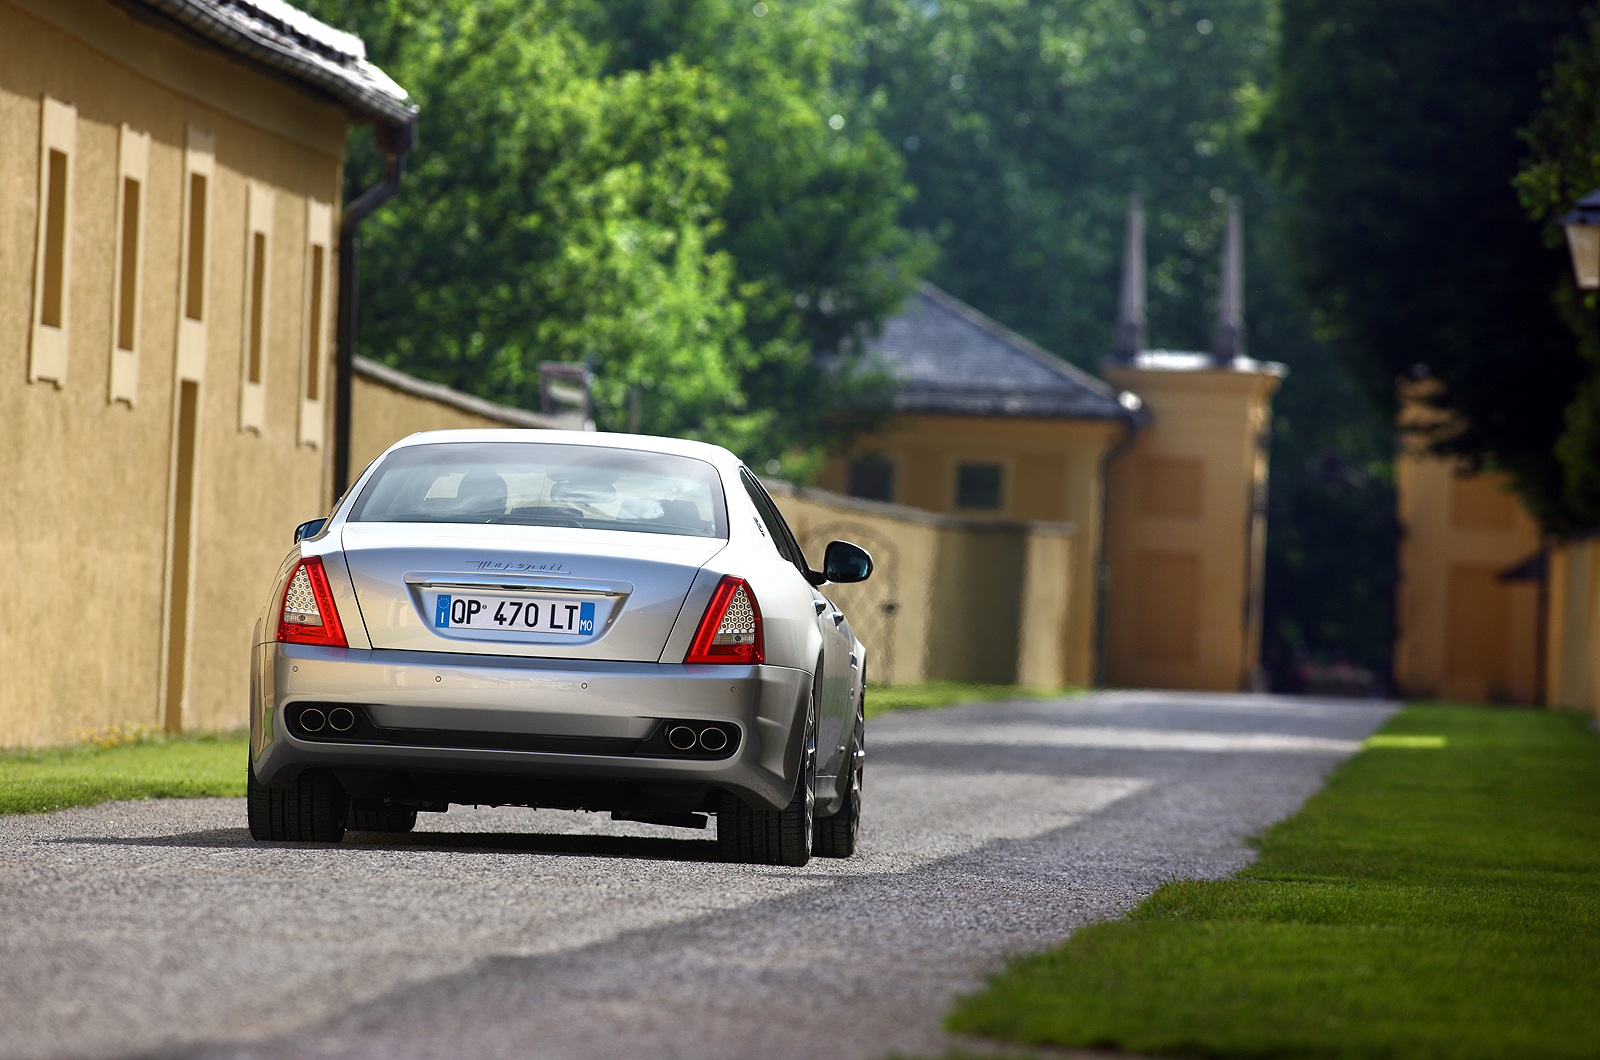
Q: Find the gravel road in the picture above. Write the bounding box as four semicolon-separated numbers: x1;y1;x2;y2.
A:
0;690;1394;1060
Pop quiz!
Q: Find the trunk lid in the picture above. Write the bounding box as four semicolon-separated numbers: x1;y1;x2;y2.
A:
340;523;724;661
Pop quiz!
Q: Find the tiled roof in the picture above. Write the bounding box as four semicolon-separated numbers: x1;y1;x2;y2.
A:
865;282;1127;420
134;0;415;129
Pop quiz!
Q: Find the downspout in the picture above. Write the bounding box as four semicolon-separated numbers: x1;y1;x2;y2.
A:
333;117;416;499
1093;401;1145;687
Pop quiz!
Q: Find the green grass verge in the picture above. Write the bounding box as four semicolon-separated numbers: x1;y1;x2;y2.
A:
865;682;1076;720
0;685;1066;816
946;704;1600;1060
0;730;248;816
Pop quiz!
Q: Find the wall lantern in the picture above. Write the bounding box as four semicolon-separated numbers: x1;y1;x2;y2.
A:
1558;186;1600;290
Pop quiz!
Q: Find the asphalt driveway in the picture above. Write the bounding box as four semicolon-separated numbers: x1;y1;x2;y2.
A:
0;690;1394;1060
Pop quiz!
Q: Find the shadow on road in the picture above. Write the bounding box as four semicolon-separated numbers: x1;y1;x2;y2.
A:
43;827;722;862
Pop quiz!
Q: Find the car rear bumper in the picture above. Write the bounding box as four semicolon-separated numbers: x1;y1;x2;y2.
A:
250;642;810;811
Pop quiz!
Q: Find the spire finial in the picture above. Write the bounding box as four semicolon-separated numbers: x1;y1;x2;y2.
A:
1212;195;1245;364
1114;193;1146;363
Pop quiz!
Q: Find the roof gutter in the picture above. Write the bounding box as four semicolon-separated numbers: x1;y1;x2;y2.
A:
333;118;415;499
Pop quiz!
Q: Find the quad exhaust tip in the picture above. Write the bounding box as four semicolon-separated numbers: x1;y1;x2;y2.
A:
296;705;356;735
666;724;731;752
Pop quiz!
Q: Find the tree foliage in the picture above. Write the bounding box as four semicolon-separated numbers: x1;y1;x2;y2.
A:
1516;10;1600;528
305;0;924;469
855;0;1397;678
1255;0;1593;532
306;0;1423;677
859;0;1278;362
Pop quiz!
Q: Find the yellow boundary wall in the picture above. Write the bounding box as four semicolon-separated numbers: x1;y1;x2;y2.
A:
764;480;1076;688
1546;536;1600;722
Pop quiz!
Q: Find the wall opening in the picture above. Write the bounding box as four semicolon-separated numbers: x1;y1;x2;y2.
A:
185;173;207;321
40;150;68;329
956;462;1003;510
305;244;324;401
299;199;332;448
31;95;76;385
109;124;149;405
247;232;266;383
847;454;894;502
117;177;141;350
164;381;200;733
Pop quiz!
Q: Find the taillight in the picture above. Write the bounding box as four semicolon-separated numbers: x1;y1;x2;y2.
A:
277;557;348;647
685;576;763;664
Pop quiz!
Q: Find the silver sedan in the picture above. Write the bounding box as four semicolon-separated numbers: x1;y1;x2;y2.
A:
248;430;872;866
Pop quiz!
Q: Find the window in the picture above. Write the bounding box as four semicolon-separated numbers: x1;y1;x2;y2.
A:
741;470;803;567
109;124;149;406
955;462;1003;510
350;442;729;539
299;200;333;446
847;454;894;503
176;125;214;383
30;95;76;386
239;182;273;432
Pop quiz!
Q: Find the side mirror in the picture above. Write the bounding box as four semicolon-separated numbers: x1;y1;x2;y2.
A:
293;518;327;544
822;540;873;583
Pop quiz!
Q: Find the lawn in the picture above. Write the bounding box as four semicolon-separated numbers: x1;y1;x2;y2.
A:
866;681;1076;719
0;728;248;816
946;704;1600;1059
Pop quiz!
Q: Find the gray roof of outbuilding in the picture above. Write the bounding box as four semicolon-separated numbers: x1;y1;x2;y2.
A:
132;0;416;130
865;282;1126;420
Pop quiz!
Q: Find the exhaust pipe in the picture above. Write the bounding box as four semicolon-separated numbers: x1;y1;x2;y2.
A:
667;725;698;751
697;727;728;752
299;707;326;732
328;707;357;732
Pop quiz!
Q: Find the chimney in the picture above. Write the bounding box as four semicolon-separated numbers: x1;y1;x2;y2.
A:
1113;194;1147;363
1212;195;1245;364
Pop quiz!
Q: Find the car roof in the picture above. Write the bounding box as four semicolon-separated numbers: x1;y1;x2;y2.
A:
384;429;743;473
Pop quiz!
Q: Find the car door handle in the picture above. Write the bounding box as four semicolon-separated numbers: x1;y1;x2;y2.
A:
813;599;829;614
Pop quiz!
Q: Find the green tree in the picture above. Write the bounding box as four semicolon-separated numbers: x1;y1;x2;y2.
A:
856;0;1398;679
306;0;927;469
311;0;763;444
1516;9;1600;528
1255;0;1593;532
858;0;1279;362
575;0;932;472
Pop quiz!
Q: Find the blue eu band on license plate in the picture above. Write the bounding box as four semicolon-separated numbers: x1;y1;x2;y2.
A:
433;593;596;636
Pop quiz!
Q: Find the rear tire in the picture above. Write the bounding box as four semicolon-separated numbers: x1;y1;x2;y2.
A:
815;688;864;858
247;762;348;842
718;694;814;866
348;804;418;833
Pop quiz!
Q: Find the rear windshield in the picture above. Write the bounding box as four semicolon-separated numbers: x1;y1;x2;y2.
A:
349;441;728;539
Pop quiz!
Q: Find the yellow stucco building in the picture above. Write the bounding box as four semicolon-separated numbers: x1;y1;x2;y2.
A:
824;197;1282;693
1;0;426;745
814;282;1132;687
1392;393;1543;704
1101;353;1281;691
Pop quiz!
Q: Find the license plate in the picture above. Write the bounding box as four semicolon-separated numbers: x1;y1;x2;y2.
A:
432;593;596;636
